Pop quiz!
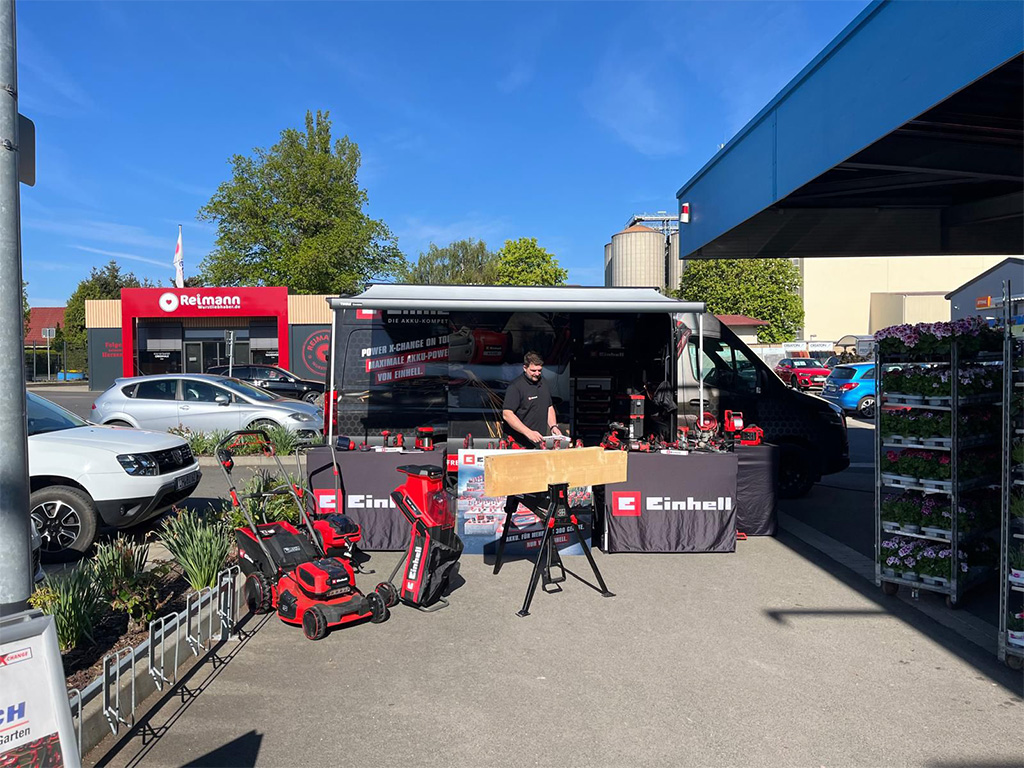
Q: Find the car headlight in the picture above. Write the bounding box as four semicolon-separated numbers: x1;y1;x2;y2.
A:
288;413;315;423
117;453;158;476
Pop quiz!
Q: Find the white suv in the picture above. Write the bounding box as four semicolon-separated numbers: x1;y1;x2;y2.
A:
27;392;201;561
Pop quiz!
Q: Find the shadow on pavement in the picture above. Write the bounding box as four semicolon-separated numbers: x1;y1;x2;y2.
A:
774;527;1022;695
92;612;271;768
181;731;263;768
764;607;890;625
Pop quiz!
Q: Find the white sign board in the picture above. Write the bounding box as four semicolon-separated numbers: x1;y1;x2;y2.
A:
0;611;80;767
782;342;806;352
42;328;56;340
808;341;834;351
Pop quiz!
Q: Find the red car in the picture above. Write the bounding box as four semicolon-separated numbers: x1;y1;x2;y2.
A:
774;358;832;391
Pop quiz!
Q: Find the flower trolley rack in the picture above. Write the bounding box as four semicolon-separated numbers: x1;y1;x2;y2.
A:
998;282;1024;671
875;319;1003;609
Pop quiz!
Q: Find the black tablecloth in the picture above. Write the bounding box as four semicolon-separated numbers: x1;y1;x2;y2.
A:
735;444;778;536
600;453;739;553
306;446;446;551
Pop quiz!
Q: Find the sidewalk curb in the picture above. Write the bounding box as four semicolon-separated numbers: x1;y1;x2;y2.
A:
778;512;998;654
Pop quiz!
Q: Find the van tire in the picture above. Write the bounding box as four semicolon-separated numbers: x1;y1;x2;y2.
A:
777;445;816;499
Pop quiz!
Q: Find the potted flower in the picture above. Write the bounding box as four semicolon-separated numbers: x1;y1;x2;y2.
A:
899;540;921;581
920;496;951;539
879;536;902;578
1009;547;1024;586
1011;494;1024;535
1008;614;1024;648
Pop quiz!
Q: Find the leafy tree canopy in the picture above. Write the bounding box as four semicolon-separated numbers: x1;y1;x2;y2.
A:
198;110;404;294
61;261;153;361
674;258;803;343
494;237;568;286
22;281;30;336
400;238;497;285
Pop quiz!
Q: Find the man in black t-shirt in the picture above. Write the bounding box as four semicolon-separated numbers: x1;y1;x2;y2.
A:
502;351;561;448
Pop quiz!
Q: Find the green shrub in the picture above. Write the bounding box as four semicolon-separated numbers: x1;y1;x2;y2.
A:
225;470;303;529
29;567;105;651
267;425;298;456
1011;494;1024;521
1009;547;1024;571
159;507;231;591
91;535;161;626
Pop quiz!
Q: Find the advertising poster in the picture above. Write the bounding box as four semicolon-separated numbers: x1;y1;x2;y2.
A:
0;614;80;768
456;449;592;557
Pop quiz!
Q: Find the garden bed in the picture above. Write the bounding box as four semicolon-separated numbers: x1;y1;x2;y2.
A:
63;565;193;692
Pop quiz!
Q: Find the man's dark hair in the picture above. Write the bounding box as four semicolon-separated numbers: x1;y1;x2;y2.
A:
523;351;544;367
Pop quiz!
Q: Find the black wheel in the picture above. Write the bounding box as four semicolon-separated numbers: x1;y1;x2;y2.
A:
244;573;274;614
302;605;328;641
367;591;389;623
1006;654;1023;671
945;595;958;610
30;486;98;562
777;445;816;499
789;377;800;390
302;391;320;404
375;581;399;608
106;419;133;428
881;581;899;596
247;419;278;430
857;396;876;419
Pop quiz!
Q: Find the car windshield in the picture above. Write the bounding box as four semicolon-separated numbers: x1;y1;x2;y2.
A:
26;392;88;435
790;359;823;369
215;377;280;402
829;366;857;381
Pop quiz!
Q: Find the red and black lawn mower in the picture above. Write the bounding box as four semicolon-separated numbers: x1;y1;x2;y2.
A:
377;464;463;612
216;431;395;640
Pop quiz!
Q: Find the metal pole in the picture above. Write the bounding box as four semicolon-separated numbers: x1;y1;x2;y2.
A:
63;337;66;378
0;0;31;614
45;334;49;380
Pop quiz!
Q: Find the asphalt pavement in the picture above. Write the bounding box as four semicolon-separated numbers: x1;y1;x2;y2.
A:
32;385;1024;766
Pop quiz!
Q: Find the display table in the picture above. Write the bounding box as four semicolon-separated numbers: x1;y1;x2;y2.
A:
735;444;778;536
306;446;446;551
599;453;739;553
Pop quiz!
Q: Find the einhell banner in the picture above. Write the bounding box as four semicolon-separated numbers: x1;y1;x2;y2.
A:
603;453;738;553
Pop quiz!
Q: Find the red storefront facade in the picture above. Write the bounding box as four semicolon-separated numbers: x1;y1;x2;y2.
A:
120;287;290;378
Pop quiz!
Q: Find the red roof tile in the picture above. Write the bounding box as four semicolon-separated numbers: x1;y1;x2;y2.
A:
715;313;769;327
25;307;66;345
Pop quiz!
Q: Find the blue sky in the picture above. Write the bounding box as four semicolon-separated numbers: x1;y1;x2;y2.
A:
20;0;869;307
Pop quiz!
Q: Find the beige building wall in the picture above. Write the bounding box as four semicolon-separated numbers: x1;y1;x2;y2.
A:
801;256;1005;341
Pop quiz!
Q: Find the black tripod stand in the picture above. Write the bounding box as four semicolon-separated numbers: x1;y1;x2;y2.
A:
493;483;614;617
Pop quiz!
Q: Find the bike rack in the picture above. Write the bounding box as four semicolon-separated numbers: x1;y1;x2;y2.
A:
217;565;241;642
102;647;136;735
67;688;82;756
148;612;183;691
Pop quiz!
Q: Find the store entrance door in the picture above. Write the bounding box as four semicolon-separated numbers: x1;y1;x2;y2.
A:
184;342;203;373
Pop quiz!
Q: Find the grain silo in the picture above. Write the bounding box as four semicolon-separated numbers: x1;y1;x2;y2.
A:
666;231;684;294
604;242;613;287
610;224;665;289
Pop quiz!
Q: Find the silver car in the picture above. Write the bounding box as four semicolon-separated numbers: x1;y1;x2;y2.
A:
92;374;322;438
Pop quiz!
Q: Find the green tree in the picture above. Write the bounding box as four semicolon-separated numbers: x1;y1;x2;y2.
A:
198;110;404;294
674;258;803;343
400;238;497;285
22;281;30;336
493;237;568;286
60;261;152;369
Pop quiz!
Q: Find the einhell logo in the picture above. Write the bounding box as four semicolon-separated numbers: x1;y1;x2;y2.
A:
314;489;395;511
159;291;242;313
611;491;641;517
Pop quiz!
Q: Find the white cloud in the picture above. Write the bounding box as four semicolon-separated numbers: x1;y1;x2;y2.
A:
582;58;684;157
17;24;94;117
24;218;169;251
72;245;170;268
396;215;510;256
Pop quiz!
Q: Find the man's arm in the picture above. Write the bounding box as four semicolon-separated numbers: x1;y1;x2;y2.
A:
546;405;561;435
502;409;543;446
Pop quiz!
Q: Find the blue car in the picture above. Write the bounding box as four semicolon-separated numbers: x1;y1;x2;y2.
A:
820;363;876;418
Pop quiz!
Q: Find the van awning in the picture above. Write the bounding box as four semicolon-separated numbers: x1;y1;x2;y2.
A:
327;285;706;314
